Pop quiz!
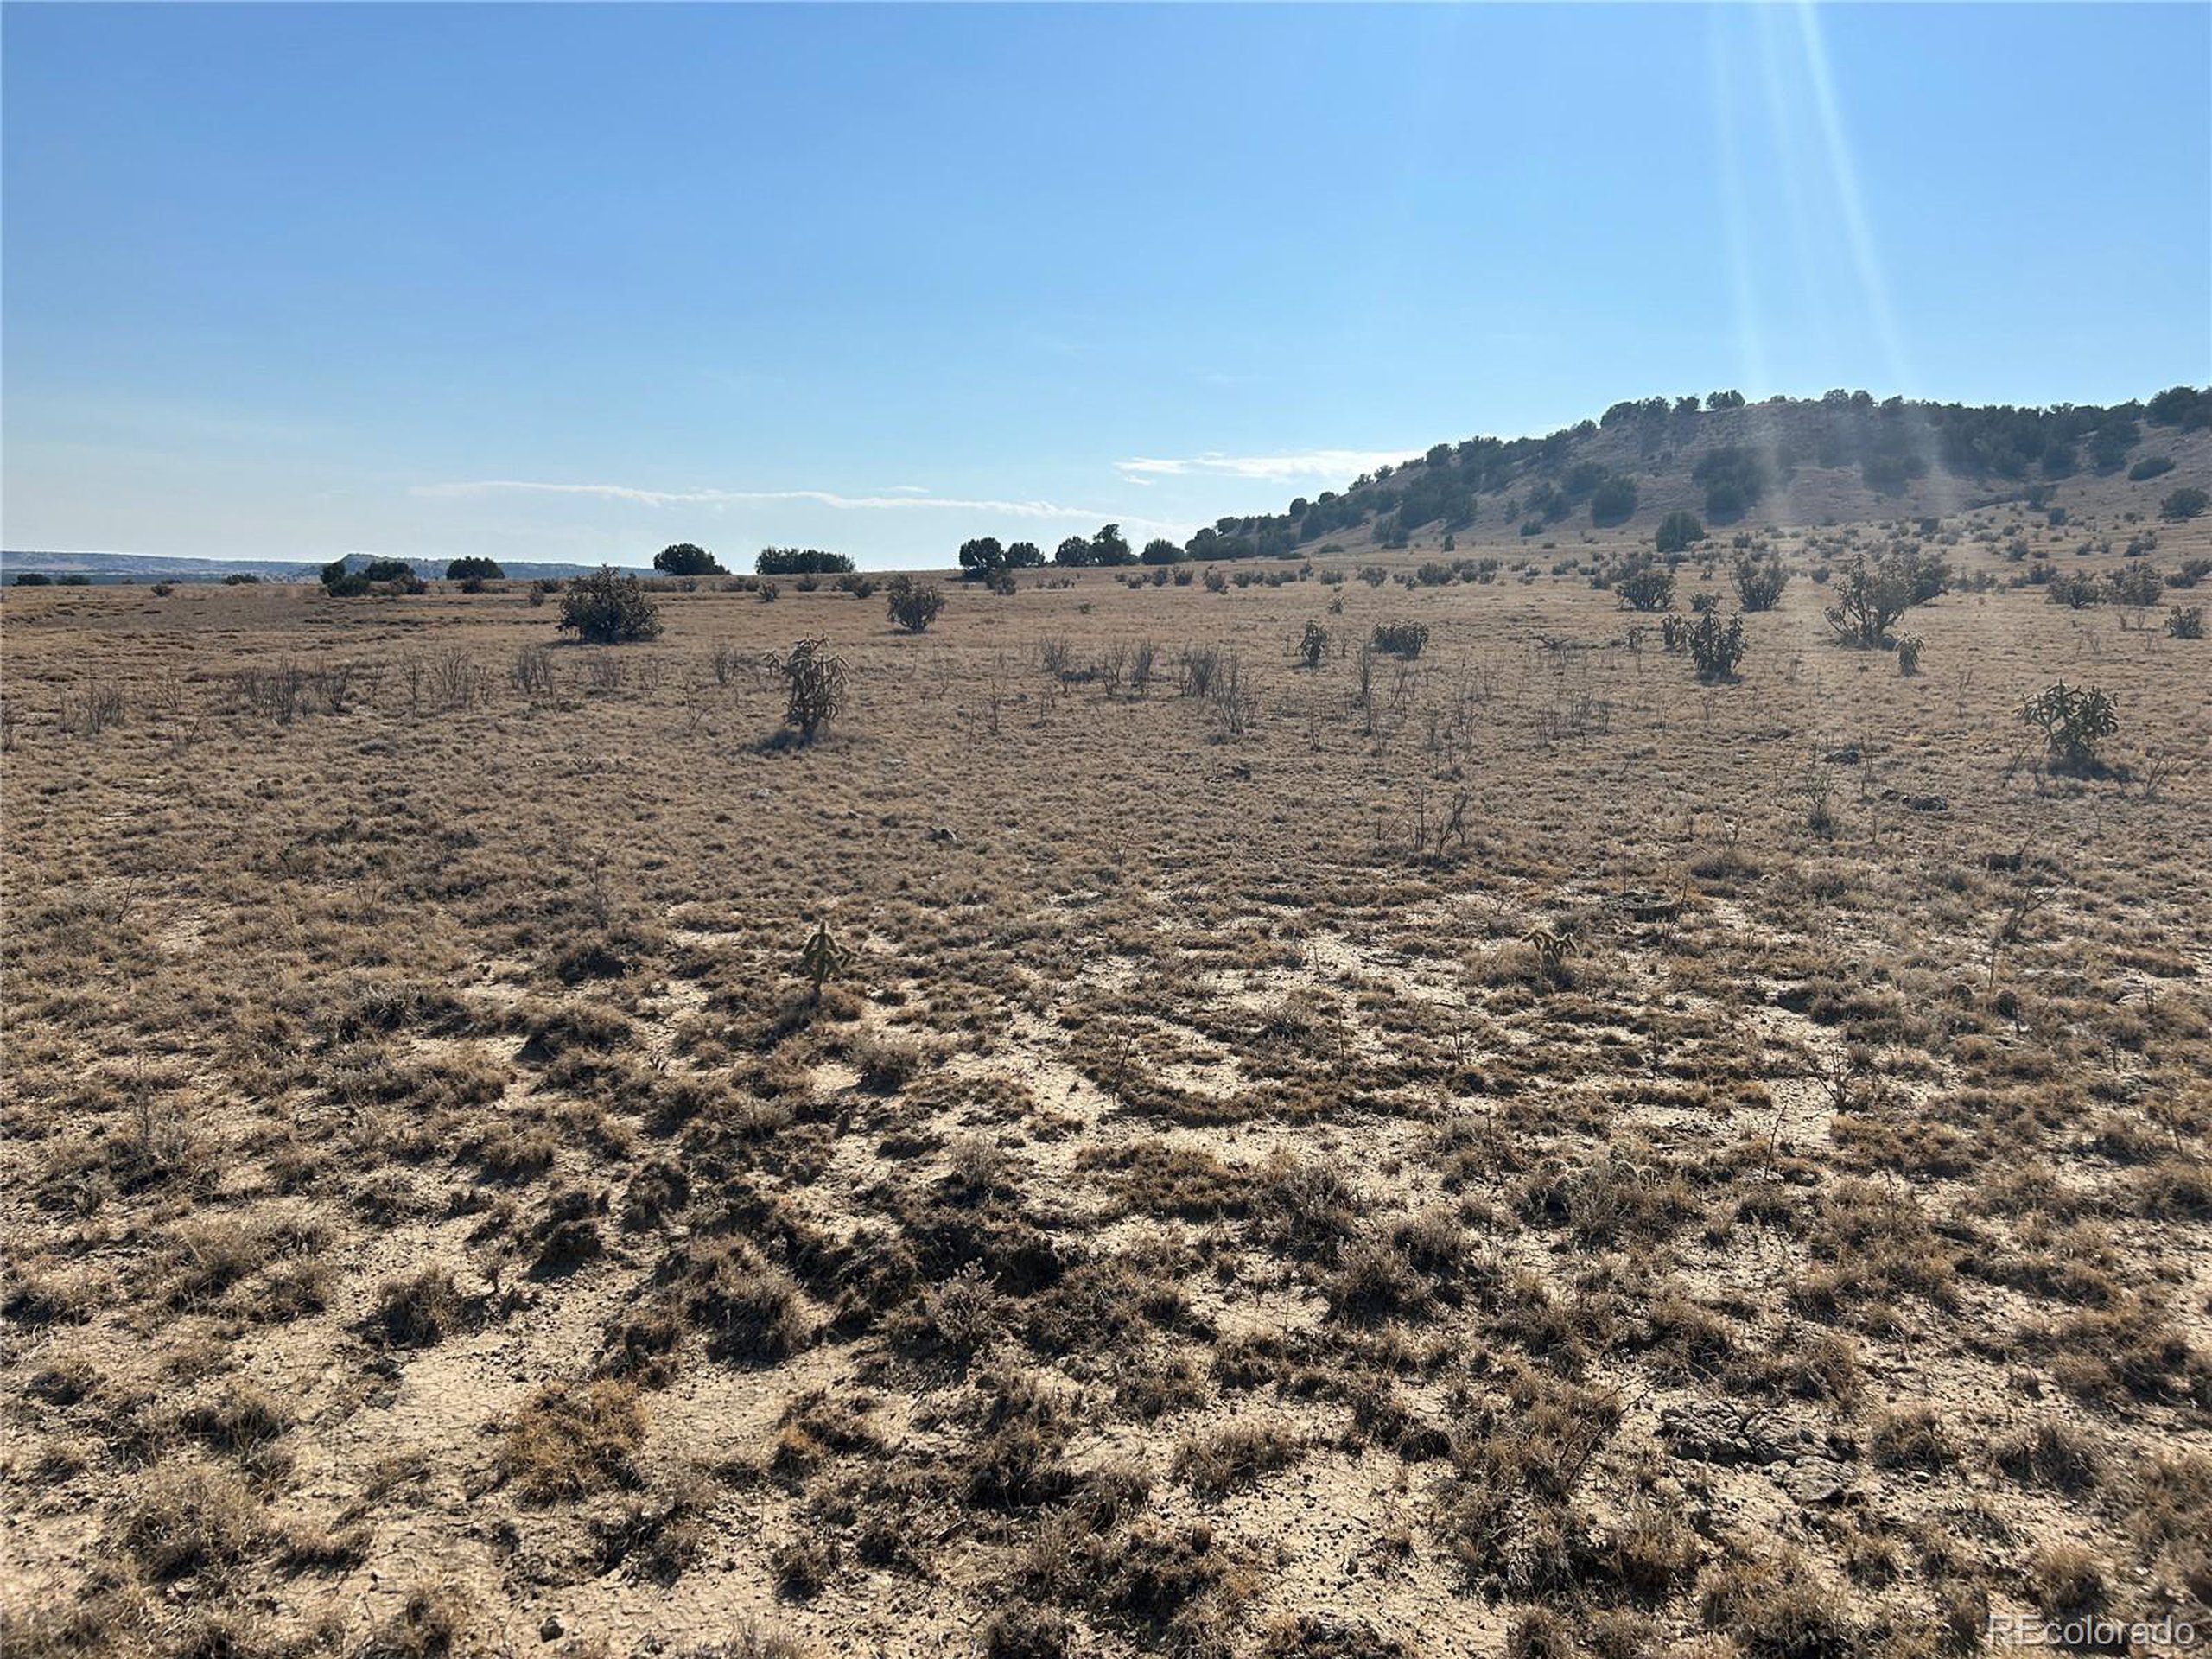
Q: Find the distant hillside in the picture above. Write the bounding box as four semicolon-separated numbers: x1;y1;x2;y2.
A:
0;550;647;584
1182;385;2212;560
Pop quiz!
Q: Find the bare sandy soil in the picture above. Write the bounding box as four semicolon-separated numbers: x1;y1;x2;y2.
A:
3;501;2209;1659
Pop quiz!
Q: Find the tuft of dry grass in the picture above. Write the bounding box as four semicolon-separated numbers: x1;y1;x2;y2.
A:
499;1377;647;1502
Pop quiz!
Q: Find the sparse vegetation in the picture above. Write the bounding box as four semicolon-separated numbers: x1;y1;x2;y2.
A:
6;389;2209;1659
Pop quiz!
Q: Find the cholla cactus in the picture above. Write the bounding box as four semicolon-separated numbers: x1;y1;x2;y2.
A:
779;638;848;741
1523;923;1572;976
2021;681;2117;771
798;920;851;1004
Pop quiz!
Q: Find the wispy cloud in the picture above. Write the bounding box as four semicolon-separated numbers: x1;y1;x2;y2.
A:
1115;447;1413;484
414;480;1116;521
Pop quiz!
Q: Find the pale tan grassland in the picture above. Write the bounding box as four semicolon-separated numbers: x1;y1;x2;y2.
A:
3;500;2209;1659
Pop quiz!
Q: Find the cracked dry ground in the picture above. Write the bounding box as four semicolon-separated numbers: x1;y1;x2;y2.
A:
3;531;2209;1659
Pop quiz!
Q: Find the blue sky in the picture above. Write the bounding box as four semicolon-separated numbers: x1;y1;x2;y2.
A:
4;3;2207;569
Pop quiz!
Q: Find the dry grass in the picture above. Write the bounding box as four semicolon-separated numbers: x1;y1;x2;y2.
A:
3;494;2209;1654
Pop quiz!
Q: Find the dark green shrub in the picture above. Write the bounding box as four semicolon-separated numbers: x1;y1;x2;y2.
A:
2108;564;2164;607
2159;486;2208;520
2165;606;2204;639
2046;571;2100;608
1616;565;1675;612
1298;621;1329;668
1732;552;1788;611
1693;446;1776;521
2129;455;2176;481
1655;511;1706;555
13;572;53;586
557;566;663;644
654;543;724;575
321;556;418;595
1370;620;1429;658
1590;474;1638;526
446;556;504;582
757;547;852;575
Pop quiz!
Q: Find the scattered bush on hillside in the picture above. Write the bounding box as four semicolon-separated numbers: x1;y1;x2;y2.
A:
1589;474;1638;526
2159;486;2208;521
1693;446;1779;522
2146;385;2211;429
1655;512;1707;555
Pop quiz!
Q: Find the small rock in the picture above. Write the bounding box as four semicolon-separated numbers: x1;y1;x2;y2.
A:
540;1616;563;1642
1660;1401;1783;1466
1778;1457;1854;1506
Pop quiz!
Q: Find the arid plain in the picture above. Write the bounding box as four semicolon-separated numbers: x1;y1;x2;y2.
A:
4;485;2210;1658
